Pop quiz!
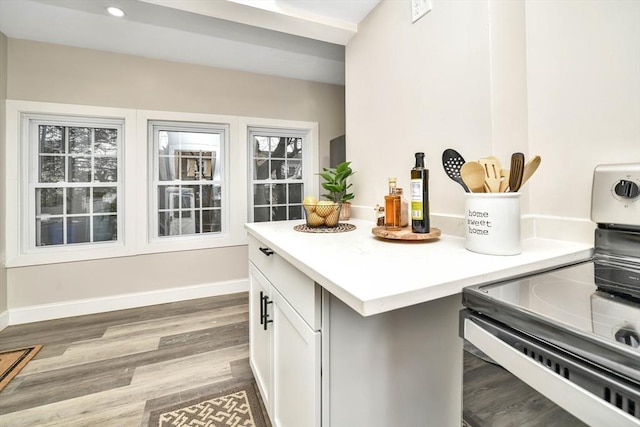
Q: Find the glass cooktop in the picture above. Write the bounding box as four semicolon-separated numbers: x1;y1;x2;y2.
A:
462;260;640;383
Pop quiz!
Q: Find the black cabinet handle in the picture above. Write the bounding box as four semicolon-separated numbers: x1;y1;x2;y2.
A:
262;293;273;331
259;291;265;325
259;247;274;256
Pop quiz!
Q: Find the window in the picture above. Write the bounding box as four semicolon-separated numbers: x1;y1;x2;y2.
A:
249;128;307;222
27;116;123;248
149;121;228;238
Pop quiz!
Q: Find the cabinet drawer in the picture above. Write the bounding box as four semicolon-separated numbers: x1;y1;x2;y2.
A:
248;235;321;331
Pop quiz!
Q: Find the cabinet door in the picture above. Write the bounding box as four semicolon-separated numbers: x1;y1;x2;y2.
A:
271;286;322;427
249;263;272;416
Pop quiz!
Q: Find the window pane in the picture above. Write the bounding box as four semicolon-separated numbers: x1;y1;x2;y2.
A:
158;156;176;181
37;218;63;246
158;212;170;237
94;128;118;155
37;188;63;215
69;157;91;182
285;159;301;179
201;185;214;208
93;187;117;213
288;183;303;204
94;215;117;242
272;205;287;221
249;128;306;223
272;184;285;205
94;157;117;182
39;125;65;154
40;156;65;182
69;127;91;154
30;118;121;249
67;217;90;244
202;210;221;233
254;207;271;223
152;123;226;239
286;137;302;159
67;187;89;214
254;184;269;206
289;205;303;220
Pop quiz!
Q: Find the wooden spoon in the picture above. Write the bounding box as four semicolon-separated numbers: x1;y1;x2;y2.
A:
461;162;487;193
521;155;541;188
508;152;525;192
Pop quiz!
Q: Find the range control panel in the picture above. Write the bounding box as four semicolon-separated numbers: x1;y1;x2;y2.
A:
591;163;640;227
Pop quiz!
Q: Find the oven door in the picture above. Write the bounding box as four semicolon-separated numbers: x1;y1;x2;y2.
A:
462;311;640;427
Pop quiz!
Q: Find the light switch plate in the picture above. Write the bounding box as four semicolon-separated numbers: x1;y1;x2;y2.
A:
412;0;432;23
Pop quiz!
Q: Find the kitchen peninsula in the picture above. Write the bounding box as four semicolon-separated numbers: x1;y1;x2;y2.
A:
245;218;593;426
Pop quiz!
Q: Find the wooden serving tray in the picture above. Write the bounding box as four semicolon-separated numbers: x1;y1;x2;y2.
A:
371;226;441;242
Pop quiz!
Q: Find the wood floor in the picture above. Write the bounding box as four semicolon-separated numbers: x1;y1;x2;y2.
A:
0;292;586;427
0;292;260;427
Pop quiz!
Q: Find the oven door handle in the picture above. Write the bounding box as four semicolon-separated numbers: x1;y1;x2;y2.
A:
464;318;640;427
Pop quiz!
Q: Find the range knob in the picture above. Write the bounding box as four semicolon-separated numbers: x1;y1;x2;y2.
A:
615;327;640;348
614;180;640;199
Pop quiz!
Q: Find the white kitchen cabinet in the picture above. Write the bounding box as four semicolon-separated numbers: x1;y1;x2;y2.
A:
248;235;321;427
248;264;272;413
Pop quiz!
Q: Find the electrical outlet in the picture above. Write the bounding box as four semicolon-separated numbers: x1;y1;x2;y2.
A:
412;0;432;23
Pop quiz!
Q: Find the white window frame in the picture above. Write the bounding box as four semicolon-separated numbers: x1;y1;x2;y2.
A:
247;126;309;223
148;120;229;241
25;114;124;250
5;101;319;267
136;110;244;255
5;100;138;267
241;118;319;224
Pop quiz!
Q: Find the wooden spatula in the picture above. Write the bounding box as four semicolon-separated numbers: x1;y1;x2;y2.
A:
478;158;501;192
521;155;541;188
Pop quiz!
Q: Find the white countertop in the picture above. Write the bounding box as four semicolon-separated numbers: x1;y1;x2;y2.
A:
245;219;594;316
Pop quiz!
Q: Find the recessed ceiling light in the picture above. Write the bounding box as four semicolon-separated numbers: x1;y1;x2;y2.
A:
107;6;125;17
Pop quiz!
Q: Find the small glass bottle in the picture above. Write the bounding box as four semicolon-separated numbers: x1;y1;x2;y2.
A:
374;204;385;226
385;177;401;230
396;187;409;228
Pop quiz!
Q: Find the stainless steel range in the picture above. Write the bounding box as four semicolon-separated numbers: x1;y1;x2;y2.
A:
461;163;640;426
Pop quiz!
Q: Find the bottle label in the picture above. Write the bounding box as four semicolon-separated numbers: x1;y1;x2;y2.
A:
411;179;423;220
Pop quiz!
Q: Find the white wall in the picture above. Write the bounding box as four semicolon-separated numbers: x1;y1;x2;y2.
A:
346;0;640;241
526;0;640;219
0;32;7;328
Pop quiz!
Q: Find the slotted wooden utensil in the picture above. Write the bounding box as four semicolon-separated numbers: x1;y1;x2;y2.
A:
461;161;487;193
478;158;501;192
520;155;541;188
508;152;525;192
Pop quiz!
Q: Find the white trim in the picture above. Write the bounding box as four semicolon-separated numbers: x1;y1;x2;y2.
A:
0;310;9;332
7;279;248;325
135;109;246;254
5;100;138;267
239;116;319;226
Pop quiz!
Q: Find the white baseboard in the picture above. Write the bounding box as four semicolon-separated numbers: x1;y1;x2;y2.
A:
0;310;9;331
8;279;248;326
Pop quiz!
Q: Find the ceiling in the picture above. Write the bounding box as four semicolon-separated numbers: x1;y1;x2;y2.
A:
0;0;380;85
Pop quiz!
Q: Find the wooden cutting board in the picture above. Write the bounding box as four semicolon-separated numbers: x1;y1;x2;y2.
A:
372;226;441;241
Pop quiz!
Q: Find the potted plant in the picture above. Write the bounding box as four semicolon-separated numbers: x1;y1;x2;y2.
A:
318;161;356;220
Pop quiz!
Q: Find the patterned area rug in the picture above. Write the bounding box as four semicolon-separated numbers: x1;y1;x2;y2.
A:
149;382;268;427
0;345;42;392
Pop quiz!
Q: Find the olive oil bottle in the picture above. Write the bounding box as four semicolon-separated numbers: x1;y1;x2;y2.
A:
411;152;430;233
